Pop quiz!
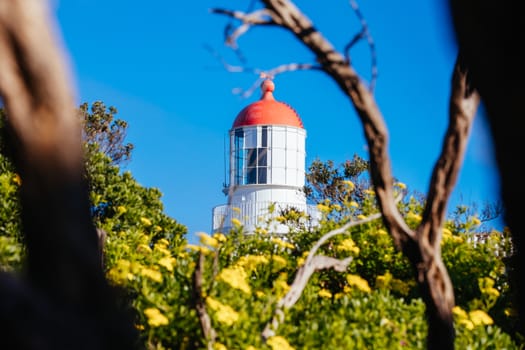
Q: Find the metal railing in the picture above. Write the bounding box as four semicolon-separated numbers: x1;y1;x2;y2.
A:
211;201;320;233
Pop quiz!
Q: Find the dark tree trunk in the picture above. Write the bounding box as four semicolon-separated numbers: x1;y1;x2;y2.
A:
448;0;525;337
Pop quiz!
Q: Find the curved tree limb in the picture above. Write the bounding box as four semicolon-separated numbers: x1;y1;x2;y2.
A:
261;209;390;340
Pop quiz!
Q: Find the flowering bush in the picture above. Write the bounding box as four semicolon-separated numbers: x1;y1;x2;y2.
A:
99;194;520;349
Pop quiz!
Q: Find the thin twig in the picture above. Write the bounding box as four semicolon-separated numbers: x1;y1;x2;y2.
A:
344;0;378;92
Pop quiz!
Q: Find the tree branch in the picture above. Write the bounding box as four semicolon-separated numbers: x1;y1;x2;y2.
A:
262;255;352;340
344;0;378;92
261;208;394;340
193;252;216;350
211;8;275;49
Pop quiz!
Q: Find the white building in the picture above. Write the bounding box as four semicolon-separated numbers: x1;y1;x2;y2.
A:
212;79;319;234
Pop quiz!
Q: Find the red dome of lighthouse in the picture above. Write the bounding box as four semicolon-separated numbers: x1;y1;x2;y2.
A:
232;80;304;129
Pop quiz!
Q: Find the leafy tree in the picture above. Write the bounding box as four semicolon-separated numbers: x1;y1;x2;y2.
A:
0;101;187;270
80;101;134;167
304;154;370;207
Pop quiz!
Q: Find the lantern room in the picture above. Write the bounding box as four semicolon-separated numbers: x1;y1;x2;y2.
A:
212;79;318;234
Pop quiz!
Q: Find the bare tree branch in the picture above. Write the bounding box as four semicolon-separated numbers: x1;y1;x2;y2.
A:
344;0;378;92
261;208;393;340
211;8;275;50
213;1;482;348
193;252;216;350
205;43;320;98
262;255;353;340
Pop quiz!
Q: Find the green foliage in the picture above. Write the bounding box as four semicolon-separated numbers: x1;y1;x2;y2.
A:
0;111;23;271
1;110;521;349
101;192;520;349
304;155;370;208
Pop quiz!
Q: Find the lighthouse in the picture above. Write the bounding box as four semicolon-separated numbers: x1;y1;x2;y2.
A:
212;79;318;234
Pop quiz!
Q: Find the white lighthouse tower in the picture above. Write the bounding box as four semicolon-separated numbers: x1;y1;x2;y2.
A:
212;79;318;234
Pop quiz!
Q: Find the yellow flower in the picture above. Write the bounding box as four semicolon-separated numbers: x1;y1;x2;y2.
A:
214;343;227;350
375;272;393;290
451;235;464;243
337;238;360;255
116;206;127;214
231;218;242;227
255;290;265;298
140;267;163;283
154;225;163;232
156;238;170;247
346;274;371;293
406;212;422;225
504;308;517;317
217;266;251;294
13;173;22;186
343;180;355;191
442;228;452;236
363;189;375;196
185;244;211;254
213;233;227;242
271;237;294;249
348;201;359;208
137;243;152;254
357;214;367;220
469;310;493;326
458;319;474;330
232;207;241;214
140;217;152;226
107;259;132;284
274;278;290;297
246;346;258;350
206;297;239;326
267;336;295;350
237;255;269;271
144;308;169;327
317;203;331;213
271;255;288;270
471;217;481;226
198;232;219;248
395;182;407;189
154;245;171;256
452;306;468;320
318;289;332;298
157;256;175;272
377;229;388;235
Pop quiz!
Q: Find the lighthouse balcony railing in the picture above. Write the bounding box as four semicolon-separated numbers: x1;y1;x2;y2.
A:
212;201;320;234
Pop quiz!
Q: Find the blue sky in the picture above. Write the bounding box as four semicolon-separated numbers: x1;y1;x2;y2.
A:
54;1;501;242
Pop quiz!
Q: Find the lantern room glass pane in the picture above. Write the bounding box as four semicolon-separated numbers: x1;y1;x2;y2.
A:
257;148;267;166
247;167;256;184
258;168;267;184
261;126;268;147
245;129;257;148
